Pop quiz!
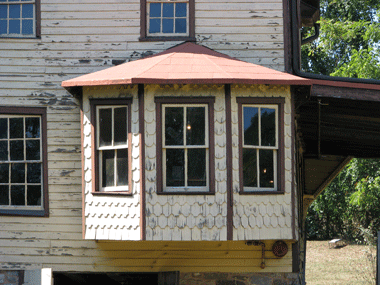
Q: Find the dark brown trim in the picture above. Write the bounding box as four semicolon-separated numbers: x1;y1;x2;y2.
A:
89;98;133;195
236;97;286;194
139;0;195;42
225;85;233;240
138;84;146;240
292;242;300;273
0;106;48;217
291;92;296;240
155;96;215;194
35;0;41;38
282;0;293;73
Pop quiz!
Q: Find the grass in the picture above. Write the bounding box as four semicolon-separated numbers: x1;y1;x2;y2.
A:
306;240;376;285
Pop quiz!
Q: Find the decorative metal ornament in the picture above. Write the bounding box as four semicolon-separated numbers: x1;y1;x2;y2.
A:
272;240;288;257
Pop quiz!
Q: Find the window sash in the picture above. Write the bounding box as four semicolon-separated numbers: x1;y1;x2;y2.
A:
0;0;36;37
96;105;129;192
146;1;189;37
0;114;43;209
241;104;279;192
162;104;209;192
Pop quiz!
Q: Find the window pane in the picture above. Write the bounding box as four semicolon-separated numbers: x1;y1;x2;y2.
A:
162;18;173;33
22;3;33;18
26;140;40;160
187;148;206;186
102;150;114;187
9;19;20;34
186;107;205;146
11;185;25;205
259;149;274;188
165;107;183;146
116;148;128;186
99;108;112;147
0;185;9;205
149;18;161;33
0;6;7;19
10;140;23;160
0;118;7;139
150;3;161;17
11;163;25;183
243;148;257;187
27;163;41;183
175;18;186;33
261;108;276;146
0;163;9;183
0;20;7;34
244;107;259;146
163;3;174;17
27;185;41;206
9;4;20;18
10;117;23;138
176;3;187;17
22;19;33;34
0;141;8;161
114;107;127;145
166;149;184;187
25;117;40;138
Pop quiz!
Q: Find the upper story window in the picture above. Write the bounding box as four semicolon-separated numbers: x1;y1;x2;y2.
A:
155;97;215;193
0;107;48;216
140;0;195;41
237;98;285;194
0;0;40;38
90;99;132;195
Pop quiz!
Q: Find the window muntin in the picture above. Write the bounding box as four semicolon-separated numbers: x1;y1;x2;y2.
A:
0;115;44;210
162;104;209;192
96;105;129;192
0;0;36;38
242;105;278;191
147;1;189;37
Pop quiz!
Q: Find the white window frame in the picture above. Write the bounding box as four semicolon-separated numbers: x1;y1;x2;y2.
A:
96;105;129;193
162;104;209;192
146;0;189;37
242;104;278;192
0;0;36;38
0;114;44;211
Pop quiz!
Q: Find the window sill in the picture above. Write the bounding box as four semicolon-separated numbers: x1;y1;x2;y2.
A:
157;191;214;195
92;191;133;196
0;209;48;217
139;36;196;42
239;191;285;195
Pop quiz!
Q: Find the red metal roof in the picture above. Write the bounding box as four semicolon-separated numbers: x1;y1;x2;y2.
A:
61;42;312;87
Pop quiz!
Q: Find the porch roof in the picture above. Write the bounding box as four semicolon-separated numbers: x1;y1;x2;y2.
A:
61;42;311;87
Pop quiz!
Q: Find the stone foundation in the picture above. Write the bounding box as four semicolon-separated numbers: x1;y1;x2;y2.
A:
180;272;300;285
0;270;23;285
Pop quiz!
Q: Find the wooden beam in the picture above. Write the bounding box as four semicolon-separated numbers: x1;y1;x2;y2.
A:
312;84;380;101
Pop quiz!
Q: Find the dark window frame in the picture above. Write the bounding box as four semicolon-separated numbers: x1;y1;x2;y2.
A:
155;96;215;194
237;97;285;195
90;98;133;196
0;106;48;217
140;0;195;42
0;0;41;39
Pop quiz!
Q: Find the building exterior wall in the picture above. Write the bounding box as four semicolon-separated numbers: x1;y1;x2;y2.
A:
0;0;297;281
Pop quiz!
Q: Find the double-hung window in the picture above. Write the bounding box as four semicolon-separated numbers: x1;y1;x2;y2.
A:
237;98;285;193
0;107;48;216
140;0;195;41
0;0;40;38
156;97;215;193
91;99;132;194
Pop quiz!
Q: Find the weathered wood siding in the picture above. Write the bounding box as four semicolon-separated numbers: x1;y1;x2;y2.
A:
82;85;141;240
0;0;289;274
231;85;295;240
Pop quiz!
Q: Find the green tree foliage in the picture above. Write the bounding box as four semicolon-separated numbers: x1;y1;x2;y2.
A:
301;0;380;80
307;159;380;243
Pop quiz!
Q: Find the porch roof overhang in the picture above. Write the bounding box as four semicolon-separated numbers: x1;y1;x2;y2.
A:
61;42;311;88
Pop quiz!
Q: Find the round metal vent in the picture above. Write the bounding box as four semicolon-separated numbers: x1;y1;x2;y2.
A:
272;240;288;257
